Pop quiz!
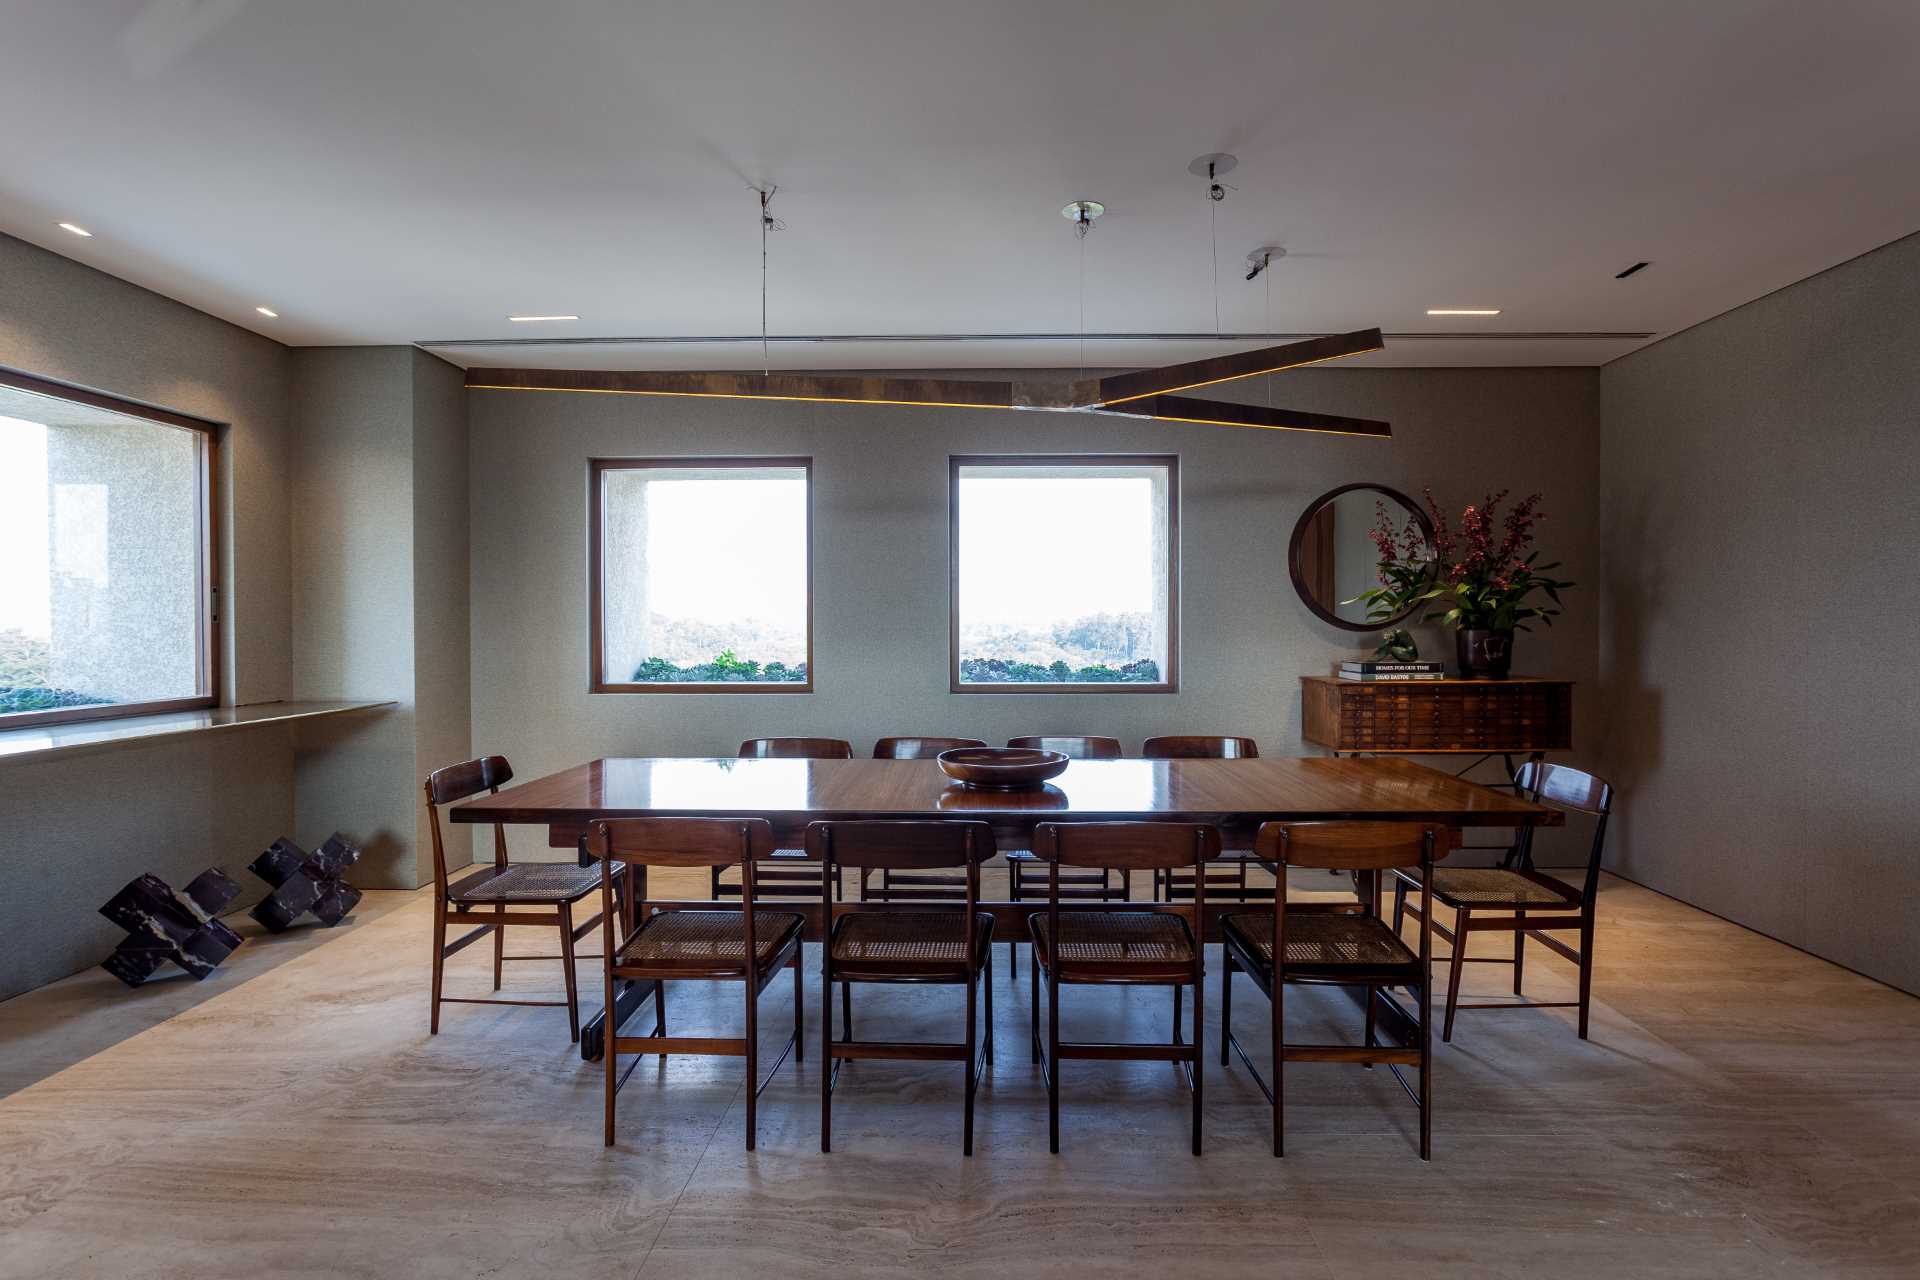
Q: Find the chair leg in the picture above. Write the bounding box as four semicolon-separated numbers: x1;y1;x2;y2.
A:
1393;877;1408;936
558;901;580;1044
602;954;617;1149
1578;912;1595;1040
1362;981;1376;1068
1444;907;1469;1043
492;905;505;990
1419;973;1433;1161
654;979;667;1037
964;962;978;1156
1047;968;1061;1154
820;949;834;1154
429;900;446;1035
1190;976;1204;1157
744;972;760;1152
1030;948;1041;1065
984;945;995;1065
1172;983;1183;1043
793;950;804;1063
840;980;852;1041
1272;974;1285;1158
1514;908;1527;995
1219;949;1233;1067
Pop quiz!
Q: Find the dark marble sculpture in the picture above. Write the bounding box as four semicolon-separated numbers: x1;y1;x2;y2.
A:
247;834;363;932
98;869;244;987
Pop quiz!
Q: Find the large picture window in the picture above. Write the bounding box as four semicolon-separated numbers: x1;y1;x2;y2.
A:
950;455;1177;692
0;370;217;727
591;457;813;691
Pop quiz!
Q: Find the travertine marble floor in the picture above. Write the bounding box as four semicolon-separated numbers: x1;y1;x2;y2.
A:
2;870;1917;1279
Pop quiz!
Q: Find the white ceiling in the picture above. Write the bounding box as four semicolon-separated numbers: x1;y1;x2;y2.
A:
3;1;1918;370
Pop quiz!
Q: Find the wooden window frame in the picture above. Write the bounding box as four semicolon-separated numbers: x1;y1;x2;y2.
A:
589;455;815;694
0;367;220;730
948;453;1180;695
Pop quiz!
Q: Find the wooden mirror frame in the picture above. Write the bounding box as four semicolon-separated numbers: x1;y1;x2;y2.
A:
1287;482;1437;631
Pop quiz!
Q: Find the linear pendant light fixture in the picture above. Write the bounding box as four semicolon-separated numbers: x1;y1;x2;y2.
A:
465;176;1391;439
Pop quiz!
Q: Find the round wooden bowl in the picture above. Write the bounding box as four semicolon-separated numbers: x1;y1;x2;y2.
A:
936;746;1070;790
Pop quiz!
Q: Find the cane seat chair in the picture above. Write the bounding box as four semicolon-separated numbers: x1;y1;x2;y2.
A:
423;756;627;1042
1220;821;1439;1159
1141;737;1272;904
1029;820;1219;1155
1391;761;1615;1041
859;738;988;903
1003;736;1129;973
810;819;996;1154
710;738;855;902
585;817;804;1149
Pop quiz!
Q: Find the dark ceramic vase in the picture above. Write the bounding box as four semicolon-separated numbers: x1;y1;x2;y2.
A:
1455;628;1514;679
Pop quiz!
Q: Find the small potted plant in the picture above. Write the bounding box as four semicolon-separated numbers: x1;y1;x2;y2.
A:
1353;490;1574;678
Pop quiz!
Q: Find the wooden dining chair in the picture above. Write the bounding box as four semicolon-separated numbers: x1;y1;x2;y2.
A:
585;816;805;1150
811;819;996;1155
1390;761;1615;1041
712;737;855;902
1029;820;1219;1155
859;737;988;904
1141;736;1271;905
1220;821;1439;1159
423;756;626;1042
1003;735;1129;975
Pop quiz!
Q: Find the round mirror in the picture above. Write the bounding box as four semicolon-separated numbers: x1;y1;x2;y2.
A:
1287;483;1436;631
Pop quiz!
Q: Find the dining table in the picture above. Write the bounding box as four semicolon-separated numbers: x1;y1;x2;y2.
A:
450;754;1561;1060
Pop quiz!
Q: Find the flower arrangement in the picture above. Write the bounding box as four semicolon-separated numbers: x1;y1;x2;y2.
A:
1346;490;1574;673
1416;489;1573;633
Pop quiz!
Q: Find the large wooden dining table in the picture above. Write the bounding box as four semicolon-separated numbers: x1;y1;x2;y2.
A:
450;754;1560;1059
453;752;1559;1059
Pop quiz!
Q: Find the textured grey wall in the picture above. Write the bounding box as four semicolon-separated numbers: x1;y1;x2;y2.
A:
409;350;474;872
1599;231;1920;994
0;233;295;999
289;347;472;887
470;366;1602;862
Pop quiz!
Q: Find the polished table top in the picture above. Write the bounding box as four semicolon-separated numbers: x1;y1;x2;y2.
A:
448;755;1560;830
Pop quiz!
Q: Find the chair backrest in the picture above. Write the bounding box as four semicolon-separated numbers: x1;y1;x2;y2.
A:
422;755;515;894
1254;820;1442;871
1008;735;1124;759
805;819;996;869
872;736;986;760
739;737;854;759
1513;760;1615;902
586;817;777;974
426;754;513;805
586;816;776;867
1142;735;1259;760
1515;760;1613;817
1034;821;1220;871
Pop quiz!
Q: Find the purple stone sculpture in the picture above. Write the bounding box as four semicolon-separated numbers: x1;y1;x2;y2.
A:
98;869;244;987
247;834;363;932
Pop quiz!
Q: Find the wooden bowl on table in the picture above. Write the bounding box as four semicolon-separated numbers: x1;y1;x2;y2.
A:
936;746;1070;791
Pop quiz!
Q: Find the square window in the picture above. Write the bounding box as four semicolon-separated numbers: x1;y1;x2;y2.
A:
950;455;1177;692
0;373;216;727
591;458;812;691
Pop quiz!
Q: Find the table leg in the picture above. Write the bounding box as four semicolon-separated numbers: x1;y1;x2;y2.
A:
580;978;658;1063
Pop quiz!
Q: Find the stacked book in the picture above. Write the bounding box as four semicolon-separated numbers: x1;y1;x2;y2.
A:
1338;660;1446;681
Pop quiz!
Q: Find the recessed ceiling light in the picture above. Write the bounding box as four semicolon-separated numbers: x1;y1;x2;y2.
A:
508;314;579;323
58;222;93;237
1426;308;1501;317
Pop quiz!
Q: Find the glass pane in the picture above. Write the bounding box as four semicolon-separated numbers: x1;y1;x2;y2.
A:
955;462;1172;685
0;385;208;720
601;464;810;684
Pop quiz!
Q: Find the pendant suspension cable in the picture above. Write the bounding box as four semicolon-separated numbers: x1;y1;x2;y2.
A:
1210;193;1220;335
756;184;782;377
1078;229;1087;380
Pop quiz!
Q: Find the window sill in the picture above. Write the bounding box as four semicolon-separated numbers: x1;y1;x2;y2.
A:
0;699;396;768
